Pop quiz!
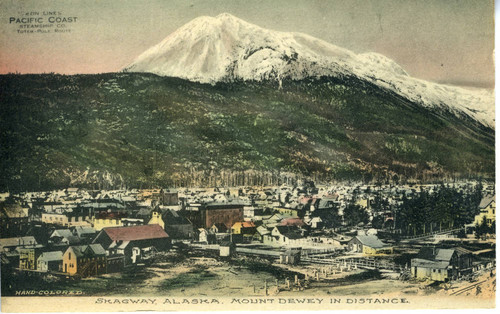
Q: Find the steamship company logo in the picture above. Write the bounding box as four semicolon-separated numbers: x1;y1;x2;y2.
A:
8;11;78;33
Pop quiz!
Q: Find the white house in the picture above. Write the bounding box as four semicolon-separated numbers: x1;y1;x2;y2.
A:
37;251;63;272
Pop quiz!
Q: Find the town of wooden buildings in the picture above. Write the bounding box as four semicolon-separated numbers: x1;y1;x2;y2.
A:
0;181;495;283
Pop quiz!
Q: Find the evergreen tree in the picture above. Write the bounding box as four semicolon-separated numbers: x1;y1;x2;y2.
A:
343;201;369;227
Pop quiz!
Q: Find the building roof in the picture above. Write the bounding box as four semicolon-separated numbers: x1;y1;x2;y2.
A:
232;221;256;228
354;235;388;249
418;247;471;261
411;258;449;269
38;251;63;262
279;218;306;227
101;224;169;241
69;245;86;258
454;247;473;256
1;203;28;218
204;203;245;210
268;213;284;221
69;244;106;257
435;249;455;262
256;226;271;235
0;236;37;251
17;244;45;252
275;225;300;234
137;207;153;216
317;199;336;209
86;244;106;256
51;229;73;239
479;195;495;209
274;225;304;239
73;226;96;236
160;209;191;225
66;236;81;245
117;241;130;249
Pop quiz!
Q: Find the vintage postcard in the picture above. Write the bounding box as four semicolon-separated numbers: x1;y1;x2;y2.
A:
0;0;496;312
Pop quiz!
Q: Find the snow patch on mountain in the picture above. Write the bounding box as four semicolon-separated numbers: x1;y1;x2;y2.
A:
123;13;494;128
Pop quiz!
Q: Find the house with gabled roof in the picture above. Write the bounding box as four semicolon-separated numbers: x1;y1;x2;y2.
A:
0;236;37;252
93;224;170;264
348;235;393;255
18;244;46;270
92;211;129;231
271;225;307;246
473;195;495;227
410;258;450;281
197;228;216;244
309;216;323;229
148;208;193;239
50;229;81;246
231;221;256;235
231;221;256;243
62;244;107;277
72;226;96;241
0;202;29;237
262;213;292;228
0;236;42;268
37;251;63;272
411;247;473;281
253;225;271;243
136;207;153;222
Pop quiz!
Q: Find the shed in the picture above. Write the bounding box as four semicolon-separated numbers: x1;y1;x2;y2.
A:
348;235;393;255
37;251;63;272
411;258;450;281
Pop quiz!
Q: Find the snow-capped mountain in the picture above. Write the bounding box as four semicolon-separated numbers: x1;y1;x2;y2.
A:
123;13;494;128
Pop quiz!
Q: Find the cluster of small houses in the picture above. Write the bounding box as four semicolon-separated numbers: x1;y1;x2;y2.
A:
0;224;170;277
0;183;495;282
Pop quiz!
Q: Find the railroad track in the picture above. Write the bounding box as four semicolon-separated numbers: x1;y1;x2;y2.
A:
449;279;488;296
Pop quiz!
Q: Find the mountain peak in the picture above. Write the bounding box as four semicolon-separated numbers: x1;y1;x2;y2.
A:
123;13;359;83
123;14;494;128
182;12;255;33
215;12;239;20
